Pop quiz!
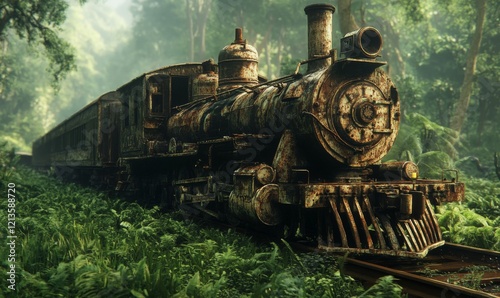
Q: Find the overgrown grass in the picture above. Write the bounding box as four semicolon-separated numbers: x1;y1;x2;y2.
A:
0;145;403;297
436;176;500;250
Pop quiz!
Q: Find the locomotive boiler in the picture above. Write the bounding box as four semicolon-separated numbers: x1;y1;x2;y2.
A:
33;3;464;258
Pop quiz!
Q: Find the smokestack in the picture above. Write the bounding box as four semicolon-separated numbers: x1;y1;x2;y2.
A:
304;4;335;73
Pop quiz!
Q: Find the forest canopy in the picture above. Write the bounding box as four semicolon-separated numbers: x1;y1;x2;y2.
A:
0;0;498;178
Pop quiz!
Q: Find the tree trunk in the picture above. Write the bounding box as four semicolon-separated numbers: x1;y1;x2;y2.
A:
375;18;405;78
338;0;359;35
256;18;272;78
186;0;212;61
449;0;487;133
196;0;211;60
276;28;284;77
186;1;194;61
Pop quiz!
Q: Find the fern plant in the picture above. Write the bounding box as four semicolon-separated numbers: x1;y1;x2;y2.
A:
384;113;462;178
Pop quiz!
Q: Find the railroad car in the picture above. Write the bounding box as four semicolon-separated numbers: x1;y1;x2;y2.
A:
33;3;464;258
32;91;121;183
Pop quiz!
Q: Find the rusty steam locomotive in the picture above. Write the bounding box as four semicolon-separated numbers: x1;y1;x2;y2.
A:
32;4;464;257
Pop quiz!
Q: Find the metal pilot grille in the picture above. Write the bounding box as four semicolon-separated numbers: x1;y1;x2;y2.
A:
318;197;444;258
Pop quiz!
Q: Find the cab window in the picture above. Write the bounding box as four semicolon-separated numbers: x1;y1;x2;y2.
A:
149;82;164;115
170;76;189;111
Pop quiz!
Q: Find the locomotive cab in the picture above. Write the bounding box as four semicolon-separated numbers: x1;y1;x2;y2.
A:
147;75;193;117
117;63;216;159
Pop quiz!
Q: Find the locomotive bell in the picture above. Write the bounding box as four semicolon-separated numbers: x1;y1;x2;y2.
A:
218;28;259;90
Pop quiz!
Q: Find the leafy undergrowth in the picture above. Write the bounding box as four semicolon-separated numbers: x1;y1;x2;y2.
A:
0;147;403;297
436;176;500;250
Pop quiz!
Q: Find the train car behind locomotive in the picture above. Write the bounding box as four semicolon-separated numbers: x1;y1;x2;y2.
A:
33;3;464;258
32;91;121;183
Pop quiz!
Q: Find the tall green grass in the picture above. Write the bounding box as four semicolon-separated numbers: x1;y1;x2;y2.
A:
0;144;402;297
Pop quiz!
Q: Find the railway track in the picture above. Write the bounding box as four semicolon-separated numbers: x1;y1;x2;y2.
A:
342;242;500;297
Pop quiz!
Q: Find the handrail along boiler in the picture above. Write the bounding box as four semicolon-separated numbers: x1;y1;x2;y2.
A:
32;3;464;258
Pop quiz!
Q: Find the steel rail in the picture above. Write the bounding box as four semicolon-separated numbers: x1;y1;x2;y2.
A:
343;242;500;297
436;242;500;265
344;256;498;298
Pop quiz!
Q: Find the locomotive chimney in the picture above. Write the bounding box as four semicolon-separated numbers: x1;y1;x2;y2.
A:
304;4;335;73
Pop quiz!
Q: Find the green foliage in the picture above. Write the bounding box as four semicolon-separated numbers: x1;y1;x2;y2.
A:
437;204;498;250
0;0;86;84
0;1;132;150
0;142;21;183
0;148;405;297
464;178;500;217
436;176;500;250
356;276;403;298
0;36;52;151
385;113;460;178
361;0;500;179
416;151;454;179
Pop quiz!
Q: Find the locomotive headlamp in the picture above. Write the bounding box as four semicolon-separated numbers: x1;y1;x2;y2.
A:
404;162;419;180
374;161;420;181
340;26;383;59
